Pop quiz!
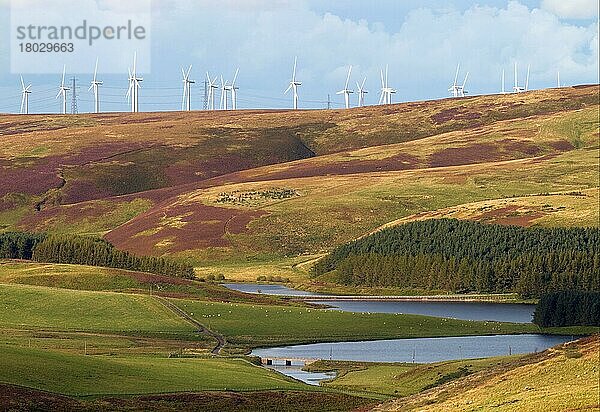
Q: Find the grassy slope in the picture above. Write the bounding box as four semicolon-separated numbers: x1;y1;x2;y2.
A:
374;335;600;411
0;260;299;305
307;356;521;397
170;299;537;349
0;283;193;336
1;86;597;268
0;346;305;396
101;104;599;267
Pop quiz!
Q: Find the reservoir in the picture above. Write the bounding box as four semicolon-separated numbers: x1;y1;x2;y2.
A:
223;283;535;323
253;334;573;384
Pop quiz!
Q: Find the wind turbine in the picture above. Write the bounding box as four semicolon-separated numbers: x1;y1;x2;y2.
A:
379;65;396;105
557;70;561;88
206;72;219;110
181;65;194;111
356;77;368;107
56;65;70;114
459;72;469;97
501;69;506;94
513;62;530;93
20;76;31;114
336;66;354;109
126;52;143;112
226;68;240;110
89;58;103;113
284;57;302;110
449;64;469;98
220;75;229;110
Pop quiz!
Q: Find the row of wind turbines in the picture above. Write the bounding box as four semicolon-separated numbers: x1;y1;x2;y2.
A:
19;54;553;115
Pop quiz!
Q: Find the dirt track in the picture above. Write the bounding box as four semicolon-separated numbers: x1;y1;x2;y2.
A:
154;296;225;354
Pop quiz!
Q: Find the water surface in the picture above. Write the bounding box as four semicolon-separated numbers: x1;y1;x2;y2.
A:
252;334;572;364
313;300;534;323
222;283;327;297
222;283;535;323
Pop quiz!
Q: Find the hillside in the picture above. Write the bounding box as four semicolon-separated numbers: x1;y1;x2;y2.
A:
373;335;600;411
1;85;598;270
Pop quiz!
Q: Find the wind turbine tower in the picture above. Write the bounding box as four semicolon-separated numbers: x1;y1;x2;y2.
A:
226;68;239;110
513;62;530;93
557;70;561;88
284;57;302;110
56;65;70;114
379;65;396;105
89;58;103;113
206;72;219;110
357;77;368;107
336;66;354;109
20;76;31;114
449;64;469;98
126;53;143;112
220;75;228;110
181;65;195;111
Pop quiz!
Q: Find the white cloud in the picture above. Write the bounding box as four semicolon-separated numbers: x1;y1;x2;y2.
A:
147;0;598;105
541;0;599;20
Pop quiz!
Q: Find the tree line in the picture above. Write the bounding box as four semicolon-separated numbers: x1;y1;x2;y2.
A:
311;219;599;298
534;291;600;327
0;231;194;279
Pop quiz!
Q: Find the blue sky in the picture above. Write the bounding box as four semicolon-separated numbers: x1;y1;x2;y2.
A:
0;0;598;113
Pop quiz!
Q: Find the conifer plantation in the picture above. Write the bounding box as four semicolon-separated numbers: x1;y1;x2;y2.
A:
0;232;194;279
312;219;599;298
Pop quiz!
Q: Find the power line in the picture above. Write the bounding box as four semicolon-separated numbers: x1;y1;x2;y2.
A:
70;76;78;114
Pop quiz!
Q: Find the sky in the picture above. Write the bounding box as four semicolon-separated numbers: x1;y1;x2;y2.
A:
0;0;598;113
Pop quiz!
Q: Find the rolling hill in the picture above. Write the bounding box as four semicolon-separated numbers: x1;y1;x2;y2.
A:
1;85;598;272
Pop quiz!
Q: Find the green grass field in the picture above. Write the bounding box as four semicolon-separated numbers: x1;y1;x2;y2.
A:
376;335;600;411
170;299;538;349
0;283;194;337
0;346;306;396
308;356;522;397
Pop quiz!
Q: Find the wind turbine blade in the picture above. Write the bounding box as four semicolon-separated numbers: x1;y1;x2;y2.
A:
133;52;137;75
385;65;389;87
232;68;239;86
56;90;62;99
88;83;94;92
284;84;292;94
61;65;66;87
462;72;469;88
93;58;98;82
380;69;385;88
361;76;367;89
182;67;186;80
182;87;186;111
345;66;352;89
356;81;361;91
187;64;193;78
454;64;460;86
206;71;211;83
20;75;25;90
525;64;530;91
292;57;297;81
